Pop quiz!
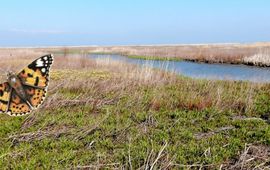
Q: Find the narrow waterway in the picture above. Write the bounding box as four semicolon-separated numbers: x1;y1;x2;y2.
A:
90;54;270;83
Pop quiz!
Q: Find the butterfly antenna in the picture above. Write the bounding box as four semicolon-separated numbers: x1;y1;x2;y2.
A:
7;65;13;74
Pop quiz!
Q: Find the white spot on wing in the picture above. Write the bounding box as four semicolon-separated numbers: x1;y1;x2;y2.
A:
41;68;46;73
36;59;44;67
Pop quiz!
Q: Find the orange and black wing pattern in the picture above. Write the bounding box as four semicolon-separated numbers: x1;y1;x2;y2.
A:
0;82;12;113
18;54;53;88
6;91;32;116
24;86;47;109
1;54;54;116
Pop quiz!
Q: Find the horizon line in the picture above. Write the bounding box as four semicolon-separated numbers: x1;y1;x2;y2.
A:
1;42;270;49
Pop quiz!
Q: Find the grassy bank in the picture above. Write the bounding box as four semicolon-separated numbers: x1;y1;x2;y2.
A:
126;55;183;61
0;52;270;169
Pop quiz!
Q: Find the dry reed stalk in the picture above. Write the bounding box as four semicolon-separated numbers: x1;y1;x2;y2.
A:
243;50;270;66
224;144;270;169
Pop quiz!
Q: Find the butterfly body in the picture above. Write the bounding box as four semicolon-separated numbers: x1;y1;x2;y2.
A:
0;54;53;116
7;73;28;102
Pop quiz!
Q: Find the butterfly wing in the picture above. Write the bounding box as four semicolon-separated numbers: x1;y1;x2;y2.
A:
24;86;47;109
2;54;54;116
6;54;54;116
7;91;32;116
18;54;54;88
0;82;12;113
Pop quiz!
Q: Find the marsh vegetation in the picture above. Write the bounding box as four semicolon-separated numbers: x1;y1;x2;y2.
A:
51;43;270;67
0;48;269;169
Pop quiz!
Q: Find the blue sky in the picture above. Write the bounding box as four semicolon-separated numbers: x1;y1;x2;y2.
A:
0;0;270;46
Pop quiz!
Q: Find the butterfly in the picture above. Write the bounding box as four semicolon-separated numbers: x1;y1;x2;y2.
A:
0;54;54;116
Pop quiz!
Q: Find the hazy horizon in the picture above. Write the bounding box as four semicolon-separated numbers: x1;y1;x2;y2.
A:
1;0;270;47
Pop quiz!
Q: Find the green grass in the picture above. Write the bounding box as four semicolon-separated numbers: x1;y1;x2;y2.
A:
0;67;269;169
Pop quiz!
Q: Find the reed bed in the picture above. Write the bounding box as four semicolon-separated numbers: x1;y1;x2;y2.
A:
243;50;270;66
72;43;270;66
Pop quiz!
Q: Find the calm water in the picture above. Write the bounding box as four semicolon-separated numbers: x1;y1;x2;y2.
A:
90;54;270;83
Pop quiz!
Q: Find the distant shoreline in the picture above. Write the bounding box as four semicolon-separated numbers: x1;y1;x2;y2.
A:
1;42;270;49
1;42;270;67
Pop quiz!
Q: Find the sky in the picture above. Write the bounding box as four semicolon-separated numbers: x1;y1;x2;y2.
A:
0;0;270;47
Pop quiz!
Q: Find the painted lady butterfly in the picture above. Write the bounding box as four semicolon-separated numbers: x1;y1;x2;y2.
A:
0;54;53;116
